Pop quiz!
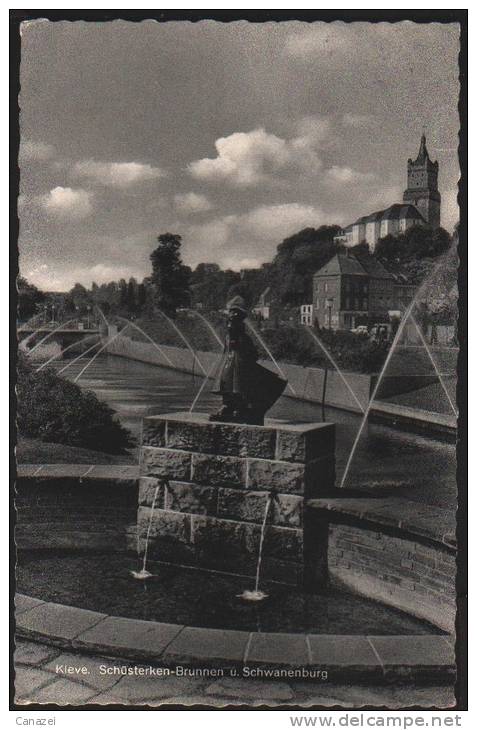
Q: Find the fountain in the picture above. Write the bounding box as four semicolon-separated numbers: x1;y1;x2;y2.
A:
304;327;365;413
185;309;224;350
35;334;99;372
94;304;109;328
73;324;131;383
189;355;221;413
238;492;274;602
339;247;456;490
131;482;161;580
409;314;457;417
156;309;207;376
115;316;175;368
246;320;295;395
23;317;78;355
57;340;102;375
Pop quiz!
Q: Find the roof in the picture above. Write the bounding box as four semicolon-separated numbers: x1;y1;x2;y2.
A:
363;209;385;223
380;203;426;221
355;254;395;280
255;286;272;305
409;134;438;169
314;252;367;278
314;252;402;282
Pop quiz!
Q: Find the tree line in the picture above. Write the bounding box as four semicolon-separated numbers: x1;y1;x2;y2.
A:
18;224;454;324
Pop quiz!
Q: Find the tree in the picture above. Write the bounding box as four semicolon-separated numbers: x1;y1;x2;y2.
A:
150;233;191;317
118;279;128;308
17;277;46;321
375;226;452;279
137;282;147;312
268;225;342;306
126;277;137;313
17;353;134;454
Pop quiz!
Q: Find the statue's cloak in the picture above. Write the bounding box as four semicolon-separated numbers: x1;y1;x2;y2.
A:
213;331;287;412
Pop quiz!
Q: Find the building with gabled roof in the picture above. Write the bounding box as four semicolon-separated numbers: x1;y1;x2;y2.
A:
311;251;417;330
334;135;439;252
252;286;274;321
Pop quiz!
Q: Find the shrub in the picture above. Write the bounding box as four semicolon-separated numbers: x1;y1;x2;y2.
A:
16;354;134;454
262;326;389;374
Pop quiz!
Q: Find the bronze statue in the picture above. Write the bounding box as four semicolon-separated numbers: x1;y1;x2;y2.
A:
209;296;287;425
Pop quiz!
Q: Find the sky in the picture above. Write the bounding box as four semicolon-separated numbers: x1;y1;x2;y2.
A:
18;20;461;292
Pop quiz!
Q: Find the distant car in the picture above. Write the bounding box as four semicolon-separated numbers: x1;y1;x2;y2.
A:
351;325;369;336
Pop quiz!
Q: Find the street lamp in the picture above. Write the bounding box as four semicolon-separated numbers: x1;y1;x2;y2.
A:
87;305;91;329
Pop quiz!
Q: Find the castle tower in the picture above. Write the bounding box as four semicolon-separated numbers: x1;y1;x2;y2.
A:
403;134;440;228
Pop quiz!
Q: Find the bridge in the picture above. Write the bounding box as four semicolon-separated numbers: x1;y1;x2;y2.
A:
19;325;102;350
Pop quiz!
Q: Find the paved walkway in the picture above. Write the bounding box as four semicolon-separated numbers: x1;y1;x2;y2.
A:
14;639;454;708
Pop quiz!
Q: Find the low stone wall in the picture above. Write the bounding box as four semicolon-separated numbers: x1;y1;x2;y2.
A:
136;412;335;586
328;524;455;632
15;476;138;552
105;334;372;413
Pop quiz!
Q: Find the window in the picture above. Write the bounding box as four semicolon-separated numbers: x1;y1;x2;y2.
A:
324;282;328;292
346;298;350;310
316;299;320;309
354;298;359;310
363;299;368;309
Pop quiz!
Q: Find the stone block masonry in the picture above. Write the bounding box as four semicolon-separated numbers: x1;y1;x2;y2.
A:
327;523;456;632
137;412;335;587
16;476;138;552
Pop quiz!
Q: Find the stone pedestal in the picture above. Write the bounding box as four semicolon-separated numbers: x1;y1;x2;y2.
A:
136;412;335;587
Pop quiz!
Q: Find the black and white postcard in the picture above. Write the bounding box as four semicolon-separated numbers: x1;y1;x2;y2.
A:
12;11;466;711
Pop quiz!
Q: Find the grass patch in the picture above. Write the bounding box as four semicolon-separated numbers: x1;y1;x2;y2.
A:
16;436;135;465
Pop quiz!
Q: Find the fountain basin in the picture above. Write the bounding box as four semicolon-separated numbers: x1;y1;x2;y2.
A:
15;589;454;683
17;551;444;636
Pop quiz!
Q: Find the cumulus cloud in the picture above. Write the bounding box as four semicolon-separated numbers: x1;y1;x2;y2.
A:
188;120;328;187
353;185;403;219
20;139;55;162
23;263;65;291
72;159;166;187
184;203;326;269
174;192;212;215
236;203;326;240
24;262;148;292
342;113;373;128
326;166;375;184
41;187;93;219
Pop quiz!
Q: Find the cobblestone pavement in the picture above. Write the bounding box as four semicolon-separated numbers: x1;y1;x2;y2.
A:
14;639;455;708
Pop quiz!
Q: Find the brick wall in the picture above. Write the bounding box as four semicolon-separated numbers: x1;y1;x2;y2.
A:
136;413;335;586
328;523;456;632
15;477;138;551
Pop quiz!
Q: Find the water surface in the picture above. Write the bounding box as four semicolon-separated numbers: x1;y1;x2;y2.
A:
53;355;456;509
17;550;442;635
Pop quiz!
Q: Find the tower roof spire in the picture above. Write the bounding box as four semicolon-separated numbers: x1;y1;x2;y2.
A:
416;132;429;164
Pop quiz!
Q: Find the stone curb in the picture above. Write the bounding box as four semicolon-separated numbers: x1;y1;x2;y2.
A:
308;498;457;550
16;464;140;480
15;594;455;683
